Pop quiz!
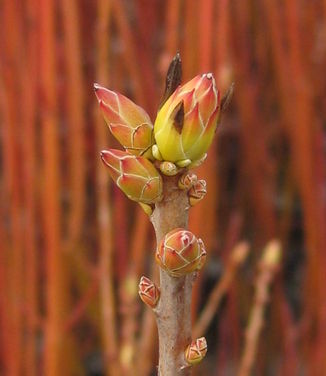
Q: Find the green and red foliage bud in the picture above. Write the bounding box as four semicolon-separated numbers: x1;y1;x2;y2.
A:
101;149;163;204
94;84;154;157
154;73;220;165
188;179;207;206
185;337;207;365
155;228;206;277
138;276;160;308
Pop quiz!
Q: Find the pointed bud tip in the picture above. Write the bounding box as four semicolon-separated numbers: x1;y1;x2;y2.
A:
202;72;213;80
94;83;107;102
174;52;181;62
100;150;113;164
94;83;100;90
140;275;149;283
202;73;216;87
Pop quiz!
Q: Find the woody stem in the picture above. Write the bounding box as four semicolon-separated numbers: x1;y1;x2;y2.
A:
150;175;193;376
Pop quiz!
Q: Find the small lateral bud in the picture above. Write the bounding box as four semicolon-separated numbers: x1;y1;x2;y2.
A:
138;276;160;308
188;179;207;206
156;228;206;277
152;144;163;161
185;337;207;365
138;202;153;216
159;161;179;176
178;172;198;190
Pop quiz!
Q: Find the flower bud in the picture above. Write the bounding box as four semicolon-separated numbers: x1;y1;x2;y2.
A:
156;228;206;277
94;84;154;157
101;149;163;204
185;337;207;365
138;276;160;308
188;179;207;206
154;73;220;165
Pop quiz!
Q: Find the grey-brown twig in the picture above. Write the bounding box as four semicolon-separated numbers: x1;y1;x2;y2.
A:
150;175;192;376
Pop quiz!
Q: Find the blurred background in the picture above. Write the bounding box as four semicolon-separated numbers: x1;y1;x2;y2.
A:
1;0;326;375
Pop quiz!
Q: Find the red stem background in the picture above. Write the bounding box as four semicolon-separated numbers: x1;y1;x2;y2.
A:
0;0;325;375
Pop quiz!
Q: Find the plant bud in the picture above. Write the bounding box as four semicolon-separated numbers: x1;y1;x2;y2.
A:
138;276;160;308
159;161;179;176
138;202;153;216
185;337;207;365
188;179;207;206
178;172;198;190
156;228;206;277
197;242;207;270
101;149;163;204
94;84;154;157
154;73;220;165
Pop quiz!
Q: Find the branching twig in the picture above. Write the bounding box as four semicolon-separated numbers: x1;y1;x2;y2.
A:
95;54;225;375
237;240;281;376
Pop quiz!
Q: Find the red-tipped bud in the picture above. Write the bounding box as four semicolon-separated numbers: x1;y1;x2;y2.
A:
185;337;207;365
138;276;160;308
154;73;220;164
101;149;163;204
188;179;207;206
178;172;198;190
156;228;206;277
94;84;154;157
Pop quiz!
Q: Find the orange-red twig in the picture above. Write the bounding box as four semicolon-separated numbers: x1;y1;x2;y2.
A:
0;1;24;374
95;1;120;375
22;0;39;373
60;0;86;250
39;0;66;374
